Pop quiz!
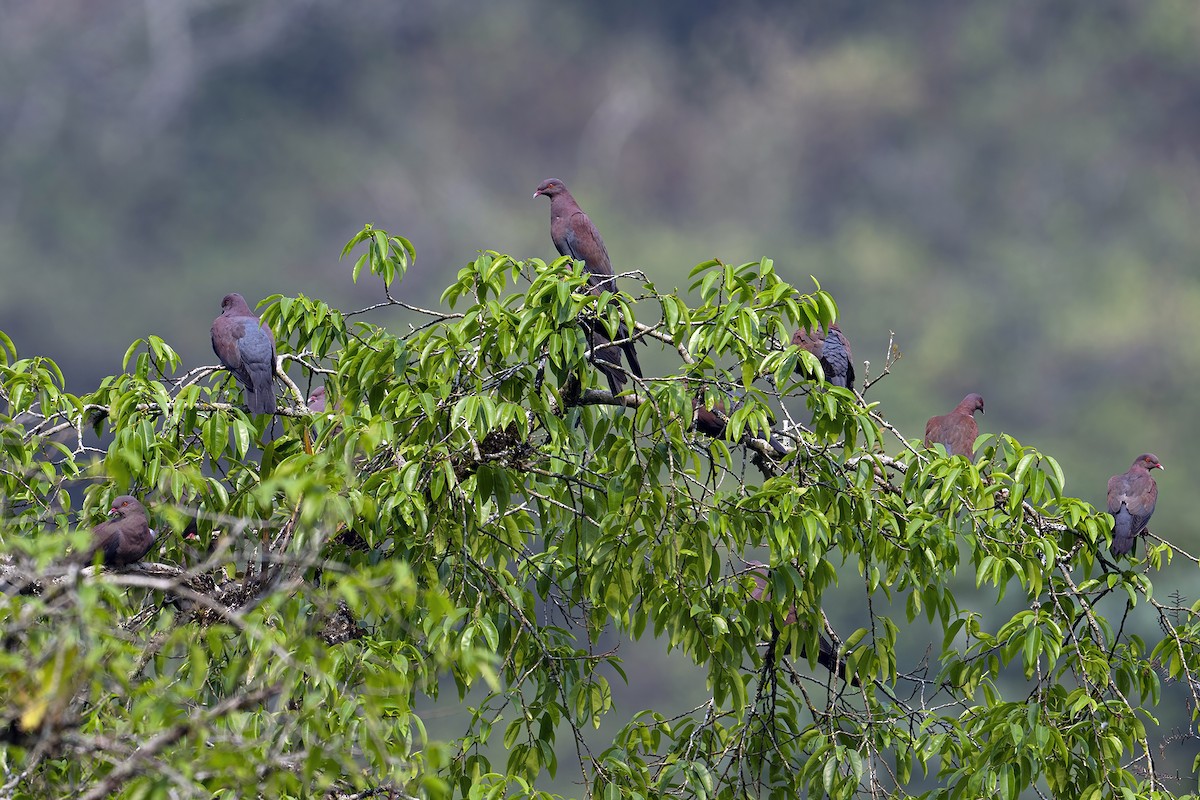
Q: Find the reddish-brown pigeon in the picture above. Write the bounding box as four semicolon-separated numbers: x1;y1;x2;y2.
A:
307;386;327;413
534;178;643;394
693;395;788;455
211;293;277;414
1107;453;1163;556
76;495;155;567
747;564;858;686
792;323;855;390
924;393;985;458
692;398;726;439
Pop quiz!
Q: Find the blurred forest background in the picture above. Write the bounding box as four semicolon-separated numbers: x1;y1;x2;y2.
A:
3;0;1200;788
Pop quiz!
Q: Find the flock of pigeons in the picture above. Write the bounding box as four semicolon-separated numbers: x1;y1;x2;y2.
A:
68;178;1162;569
531;178;1162;559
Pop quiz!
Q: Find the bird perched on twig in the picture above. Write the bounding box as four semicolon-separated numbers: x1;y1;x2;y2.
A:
534;178;643;395
1107;453;1163;557
747;563;859;687
693;395;789;455
211;293;277;415
924;393;985;459
73;495;156;567
793;323;855;390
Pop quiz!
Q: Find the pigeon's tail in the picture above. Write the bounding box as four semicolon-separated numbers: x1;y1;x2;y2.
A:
69;544;101;567
617;320;643;381
1111;505;1135;556
765;432;790;456
597;367;623;396
584;322;630;396
245;370;277;415
592;348;626;395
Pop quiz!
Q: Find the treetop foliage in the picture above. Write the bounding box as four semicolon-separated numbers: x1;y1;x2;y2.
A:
0;226;1197;799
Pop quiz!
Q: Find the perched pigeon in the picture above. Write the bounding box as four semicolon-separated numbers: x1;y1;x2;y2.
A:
693;395;788;455
307;385;327;413
747;563;859;687
792;323;854;390
820;324;854;390
76;495;155;567
1108;453;1163;556
924;393;985;458
534;178;643;394
211;293;276;414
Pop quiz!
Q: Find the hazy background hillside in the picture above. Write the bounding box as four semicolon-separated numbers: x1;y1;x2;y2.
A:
2;0;1198;786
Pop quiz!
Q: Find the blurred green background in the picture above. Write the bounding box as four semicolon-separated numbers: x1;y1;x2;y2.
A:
2;0;1198;787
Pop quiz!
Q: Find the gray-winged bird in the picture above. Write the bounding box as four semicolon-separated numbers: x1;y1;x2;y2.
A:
211;293;277;414
693;395;789;455
747;563;859;686
793;323;854;390
1108;453;1163;556
534;178;643;394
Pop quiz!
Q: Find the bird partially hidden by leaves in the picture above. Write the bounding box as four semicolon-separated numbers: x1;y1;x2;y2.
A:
924;393;985;459
307;385;327;413
1107;453;1163;557
793;323;855;391
692;394;789;456
747;563;859;687
534;178;644;395
72;495;156;568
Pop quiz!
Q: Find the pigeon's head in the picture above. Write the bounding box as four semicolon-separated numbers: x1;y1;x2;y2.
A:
963;393;985;416
220;293;249;313
109;495;141;518
1135;453;1164;471
533;178;567;200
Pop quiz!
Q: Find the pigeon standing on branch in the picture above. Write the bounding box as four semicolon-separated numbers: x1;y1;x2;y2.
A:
924;393;985;459
75;495;155;567
747;564;859;687
1107;453;1163;557
819;323;854;390
211;293;277;415
534;178;643;394
693;395;789;456
792;323;855;390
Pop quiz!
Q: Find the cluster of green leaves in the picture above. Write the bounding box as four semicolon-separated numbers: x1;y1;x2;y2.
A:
0;225;1197;799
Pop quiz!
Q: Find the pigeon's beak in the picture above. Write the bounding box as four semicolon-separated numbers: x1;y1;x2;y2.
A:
533;190;542;199
1157;464;1165;470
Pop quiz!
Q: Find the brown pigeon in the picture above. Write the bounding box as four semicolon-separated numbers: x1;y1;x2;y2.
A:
211;293;277;414
747;564;859;687
692;398;726;439
1107;453;1163;556
924;393;985;458
792;323;854;390
534;178;643;394
76;495;155;567
693;395;788;455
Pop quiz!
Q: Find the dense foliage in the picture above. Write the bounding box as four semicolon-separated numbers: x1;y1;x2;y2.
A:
1;230;1197;799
